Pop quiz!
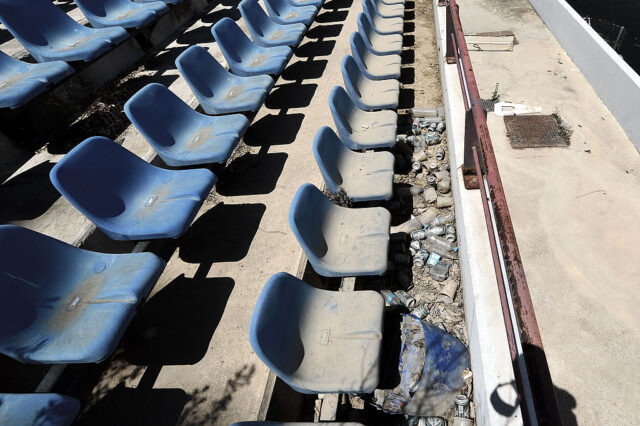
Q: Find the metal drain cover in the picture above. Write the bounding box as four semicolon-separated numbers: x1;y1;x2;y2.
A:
504;115;570;149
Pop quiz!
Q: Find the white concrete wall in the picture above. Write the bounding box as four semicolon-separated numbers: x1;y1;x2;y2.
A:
527;0;640;151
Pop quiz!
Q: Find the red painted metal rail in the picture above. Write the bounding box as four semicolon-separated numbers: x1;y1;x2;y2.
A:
442;1;563;424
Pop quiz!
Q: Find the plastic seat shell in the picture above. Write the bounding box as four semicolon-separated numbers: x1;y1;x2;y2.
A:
0;0;130;62
368;0;404;18
362;0;403;35
74;0;168;29
313;126;394;201
211;18;292;76
0;51;73;109
357;13;402;55
329;86;397;149
341;55;399;111
0;393;80;426
249;272;384;392
0;225;165;363
50;137;216;240
289;183;390;276
125;83;249;166
176;45;274;114
239;0;306;47
350;32;401;80
263;0;316;25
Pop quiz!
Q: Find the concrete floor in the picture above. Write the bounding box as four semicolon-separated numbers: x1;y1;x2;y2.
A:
452;0;640;424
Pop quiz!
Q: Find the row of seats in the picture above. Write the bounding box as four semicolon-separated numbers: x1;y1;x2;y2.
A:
0;0;324;424
248;2;469;419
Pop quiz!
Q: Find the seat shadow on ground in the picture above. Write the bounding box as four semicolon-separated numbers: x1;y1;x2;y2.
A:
122;275;235;366
216;152;288;196
75;384;188;426
323;0;353;10
0;161;60;223
306;24;343;39
281;59;328;81
315;10;349;23
401;67;415;84
244;113;305;147
178;202;266;264
295;39;337;58
266;83;318;109
176;24;214;46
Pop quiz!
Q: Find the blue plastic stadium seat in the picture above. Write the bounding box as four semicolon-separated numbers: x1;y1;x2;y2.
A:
286;0;323;8
50;137;216;241
0;0;130;62
239;0;306;48
289;183;390;276
176;46;273;114
377;0;404;5
0;225;165;363
350;32;400;80
0;51;73;109
211;18;292;77
362;0;403;35
125;84;249;166
313;127;394;202
263;0;316;25
250;272;384;393
0;393;80;426
341;55;399;111
368;0;404;18
357;13;402;55
75;0;168;29
329;86;397;149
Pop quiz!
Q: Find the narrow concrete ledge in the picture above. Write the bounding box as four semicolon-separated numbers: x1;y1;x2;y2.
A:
528;0;640;151
433;2;523;425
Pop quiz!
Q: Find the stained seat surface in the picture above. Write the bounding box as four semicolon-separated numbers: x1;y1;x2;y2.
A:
125;83;249;166
369;0;404;18
341;55;399;111
176;45;274;114
329;86;397;149
211;18;292;76
50;137;216;241
350;32;401;80
250;272;384;393
357;13;402;55
289;183;390;276
74;0;168;29
263;0;316;25
240;0;306;47
362;0;403;35
313;127;394;201
0;225;165;363
0;51;73;109
0;393;80;426
0;0;130;62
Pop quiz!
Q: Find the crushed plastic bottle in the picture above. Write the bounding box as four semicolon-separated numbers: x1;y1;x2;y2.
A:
426;234;457;252
429;212;455;227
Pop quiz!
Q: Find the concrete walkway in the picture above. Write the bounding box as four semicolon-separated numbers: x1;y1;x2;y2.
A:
443;0;640;424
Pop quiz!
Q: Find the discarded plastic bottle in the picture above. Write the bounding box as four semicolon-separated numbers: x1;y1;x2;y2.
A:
410;106;440;117
421;241;457;259
395;290;416;309
381;290;403;306
425;131;441;145
429;212;455;227
427;234;457;252
430;261;452;282
436;121;446;133
410;229;428;240
391;216;423;234
413;150;428;162
410;304;429;319
454;394;470;418
426;225;446;236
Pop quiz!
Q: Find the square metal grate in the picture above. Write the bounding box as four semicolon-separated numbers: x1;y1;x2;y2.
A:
504;115;570;149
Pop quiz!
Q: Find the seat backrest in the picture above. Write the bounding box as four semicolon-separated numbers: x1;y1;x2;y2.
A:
249;272;312;377
211;17;255;65
239;0;272;39
350;32;369;69
313;126;346;194
263;0;287;15
357;12;374;40
341;55;362;98
328;86;354;136
74;0;122;18
0;50;28;79
361;0;377;21
288;184;333;260
125;83;198;149
176;45;229;99
0;0;86;49
50;137;152;221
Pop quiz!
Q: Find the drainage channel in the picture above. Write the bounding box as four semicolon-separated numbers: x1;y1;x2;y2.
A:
262;0;476;424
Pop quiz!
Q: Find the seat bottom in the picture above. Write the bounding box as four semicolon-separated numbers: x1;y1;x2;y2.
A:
340;151;395;202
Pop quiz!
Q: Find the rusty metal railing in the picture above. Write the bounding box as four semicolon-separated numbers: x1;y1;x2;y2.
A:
441;1;563;424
